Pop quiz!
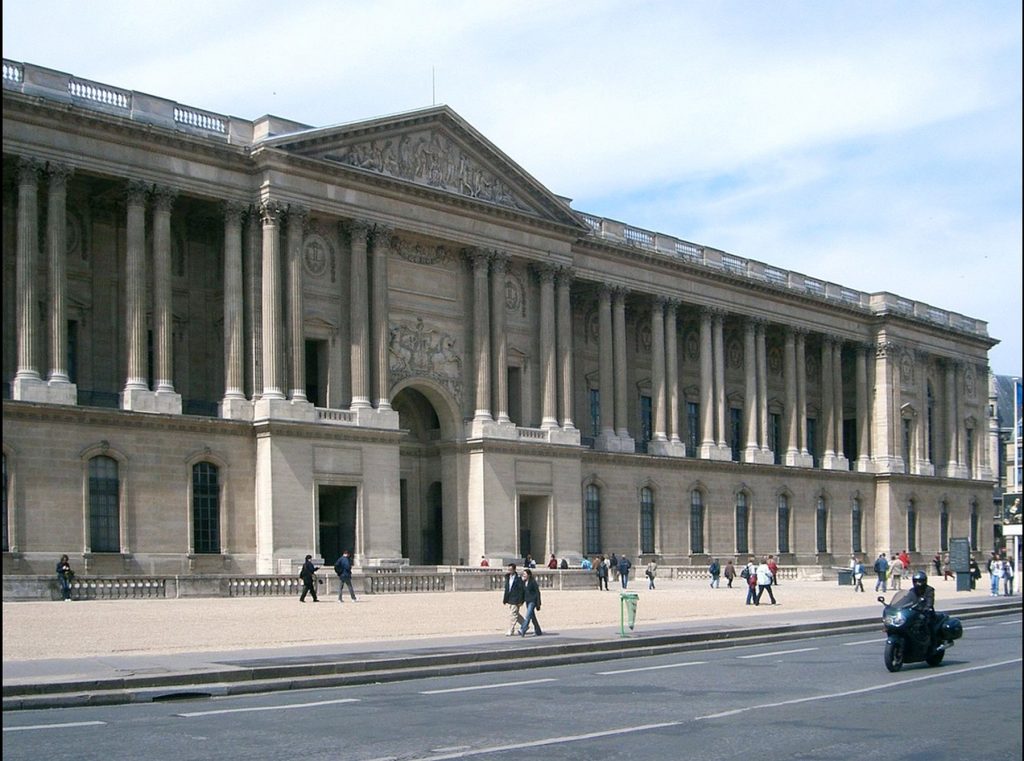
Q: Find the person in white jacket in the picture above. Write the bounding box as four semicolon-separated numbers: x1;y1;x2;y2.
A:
755;556;777;605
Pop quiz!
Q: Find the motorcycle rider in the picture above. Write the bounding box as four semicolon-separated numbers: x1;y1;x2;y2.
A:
909;571;935;610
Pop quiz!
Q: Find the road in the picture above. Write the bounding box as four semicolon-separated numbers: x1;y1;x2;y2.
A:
3;613;1020;761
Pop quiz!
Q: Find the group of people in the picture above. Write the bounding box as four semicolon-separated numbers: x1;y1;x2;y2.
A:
735;556;779;605
583;554;659;590
870;550;914;592
297;551;357;603
501;563;544;636
988;553;1015;596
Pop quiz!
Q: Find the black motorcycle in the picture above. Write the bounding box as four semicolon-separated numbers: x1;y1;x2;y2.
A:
878;591;962;672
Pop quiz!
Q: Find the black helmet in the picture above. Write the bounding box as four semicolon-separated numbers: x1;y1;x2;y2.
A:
912;571;927;589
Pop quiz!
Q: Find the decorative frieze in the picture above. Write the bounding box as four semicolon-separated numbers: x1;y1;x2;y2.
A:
388;318;463;403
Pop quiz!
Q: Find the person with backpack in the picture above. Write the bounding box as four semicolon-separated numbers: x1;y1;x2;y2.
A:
617;555;633;589
299;555;319;603
873;553;889;592
742;557;757;605
334;550;357;603
709;558;721;588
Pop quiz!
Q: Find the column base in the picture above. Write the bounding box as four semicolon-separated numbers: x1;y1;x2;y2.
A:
823;455;850;471
617;434;636;453
752;449;776;465
742;446;761;463
912;462;935;477
548;427;581;446
784;451;815;468
854;457;874;473
594;432;633;453
121;388;182;414
220;397;254;421
700;444;733;461
253;397;316;422
354;406;400;429
466;418;518;439
12;377;77;405
648;440;687;457
873;456;905;474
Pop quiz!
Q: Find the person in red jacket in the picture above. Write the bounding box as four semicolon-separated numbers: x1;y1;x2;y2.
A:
547;554;558;569
767;555;780;585
899;549;911;573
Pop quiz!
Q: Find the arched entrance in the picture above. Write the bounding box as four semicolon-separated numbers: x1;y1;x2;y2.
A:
392;383;457;565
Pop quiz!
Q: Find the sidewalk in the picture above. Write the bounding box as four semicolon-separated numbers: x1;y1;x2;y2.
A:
3;579;1018;710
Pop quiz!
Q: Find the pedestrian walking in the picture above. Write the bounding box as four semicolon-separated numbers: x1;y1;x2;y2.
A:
742;557;757;605
547;554;558;570
645;559;658;590
932;553;942;576
1003;559;1015;596
334;550;357;602
596;556;609;590
899;549;911;574
755;556;777;605
618;555;632;589
518;569;543;636
852;556;865;592
299;555;319;602
969;558;981;589
56;554;74;602
889;555;904;590
873;553;889;592
610;553;619;582
767;555;780;585
502;563;526;635
581;556;593;571
988;555;1003;596
709;558;721;588
723;560;736;588
942;553;952;581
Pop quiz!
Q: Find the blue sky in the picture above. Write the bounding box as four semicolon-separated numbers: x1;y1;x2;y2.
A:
4;0;1020;375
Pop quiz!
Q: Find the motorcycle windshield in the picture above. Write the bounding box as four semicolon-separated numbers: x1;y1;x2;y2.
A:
888;590;919;608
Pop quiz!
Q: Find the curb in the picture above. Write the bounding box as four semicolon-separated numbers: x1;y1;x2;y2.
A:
3;600;1018;711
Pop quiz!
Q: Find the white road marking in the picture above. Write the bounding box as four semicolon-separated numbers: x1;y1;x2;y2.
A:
997;619;1022;625
597;661;707;675
3;721;106;732
738;647;818;659
420;678;556;695
696;657;1023;720
177;697;359;717
842;639;883;646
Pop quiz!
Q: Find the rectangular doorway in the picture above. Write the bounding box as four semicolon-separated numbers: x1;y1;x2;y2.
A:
518;495;549;563
319;485;356;566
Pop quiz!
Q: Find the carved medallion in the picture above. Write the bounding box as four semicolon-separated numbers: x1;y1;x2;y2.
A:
685;330;699;361
505;272;526;317
303;235;329;278
964;365;976;399
806;354;819;382
728;338;743;369
768;346;783;376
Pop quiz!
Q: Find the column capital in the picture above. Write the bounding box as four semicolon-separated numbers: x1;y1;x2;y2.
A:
914;348;931;364
125;179;150;206
151;184;178;211
530;262;557;284
16;156;43;184
343;218;373;238
662;297;681;312
259;200;286;225
221;200;248;222
285;202;309;224
489;251;510;274
875;340;900;359
45;162;74;186
370;222;395;247
699;304;726;320
463;247;490;270
555;266;574;287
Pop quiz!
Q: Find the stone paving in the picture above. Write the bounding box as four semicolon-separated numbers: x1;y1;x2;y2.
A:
3;576;1001;662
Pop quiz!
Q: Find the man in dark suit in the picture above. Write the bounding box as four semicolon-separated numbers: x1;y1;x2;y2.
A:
502;563;525;636
299;555;319;602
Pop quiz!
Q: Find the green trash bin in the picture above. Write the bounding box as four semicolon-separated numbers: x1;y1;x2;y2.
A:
836;568;853;586
620;592;639;636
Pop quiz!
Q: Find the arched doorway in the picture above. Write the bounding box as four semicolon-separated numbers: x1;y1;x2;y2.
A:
393;384;454;565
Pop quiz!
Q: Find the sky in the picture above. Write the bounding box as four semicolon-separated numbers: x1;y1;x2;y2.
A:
3;0;1021;376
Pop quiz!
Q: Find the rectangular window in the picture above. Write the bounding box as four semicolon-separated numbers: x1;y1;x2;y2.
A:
902;418;912;474
686;401;700;456
589;388;600;438
816;498;828;554
690;492;704;554
769;413;781;464
843;418;856;467
2;454;8;553
305;340;328;407
730;408;742;461
507;367;522;426
585;485;601;555
907;502;917;553
89;456;120;553
640;488;655;554
192;463;220;554
965;430;974;479
852;499;862;554
639;394;652;449
735;494;748;554
67;320;78;385
777;496;790;554
940;506;949;552
807;418;818;468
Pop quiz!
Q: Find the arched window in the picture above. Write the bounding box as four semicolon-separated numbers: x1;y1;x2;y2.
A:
89;455;120;553
969;502;979;551
940;502;949;552
926;383;935;463
640;487;655;554
1;453;8;553
851;497;862;554
777;494;790;554
584;484;601;555
192;462;220;554
690;490;704;555
907;499;917;553
735;492;749;554
816;496;828;554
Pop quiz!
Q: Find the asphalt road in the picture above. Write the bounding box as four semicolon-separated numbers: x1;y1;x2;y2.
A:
4;613;1020;761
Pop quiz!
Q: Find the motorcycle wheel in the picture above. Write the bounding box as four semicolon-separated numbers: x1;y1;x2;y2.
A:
926;649;945;667
884;640;904;672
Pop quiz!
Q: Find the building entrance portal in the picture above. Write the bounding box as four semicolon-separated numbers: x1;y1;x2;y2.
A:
319;485;357;566
518;495;550;562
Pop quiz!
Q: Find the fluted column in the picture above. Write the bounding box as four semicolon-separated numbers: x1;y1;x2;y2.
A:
45;164;73;386
821;336;836;466
756;320;768;454
831;337;847;468
944;360;958;476
370;226;393;411
698;307;716;456
14;158;42;389
152;186;177;394
285;205;309;401
349;221;371;409
259;201;285;400
651;297;667;442
742;319;759;461
783;327;800;464
222;202;247;408
612;288;629;440
556;268;575;430
597;286;615;443
537;265;558;429
712;311;727;452
123;180;149;394
490;254;510;423
855;343;872;471
796;329;809;460
915;350;932;474
665;299;681;445
469;250;492;421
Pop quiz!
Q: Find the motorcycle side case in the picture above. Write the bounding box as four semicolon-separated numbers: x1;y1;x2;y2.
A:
941;617;963;641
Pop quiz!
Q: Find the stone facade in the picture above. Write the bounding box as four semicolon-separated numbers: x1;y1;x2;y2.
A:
1;60;998;576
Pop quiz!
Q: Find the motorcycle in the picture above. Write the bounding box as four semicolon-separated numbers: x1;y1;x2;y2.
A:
878;591;962;672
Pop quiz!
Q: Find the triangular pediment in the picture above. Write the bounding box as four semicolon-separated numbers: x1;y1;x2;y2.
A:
261;106;584;229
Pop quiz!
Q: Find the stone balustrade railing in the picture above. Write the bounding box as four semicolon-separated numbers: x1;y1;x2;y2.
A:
316;408;357;425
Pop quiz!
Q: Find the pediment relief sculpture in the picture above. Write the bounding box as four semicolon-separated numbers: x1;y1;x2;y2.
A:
389;318;463;402
324;129;534;213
